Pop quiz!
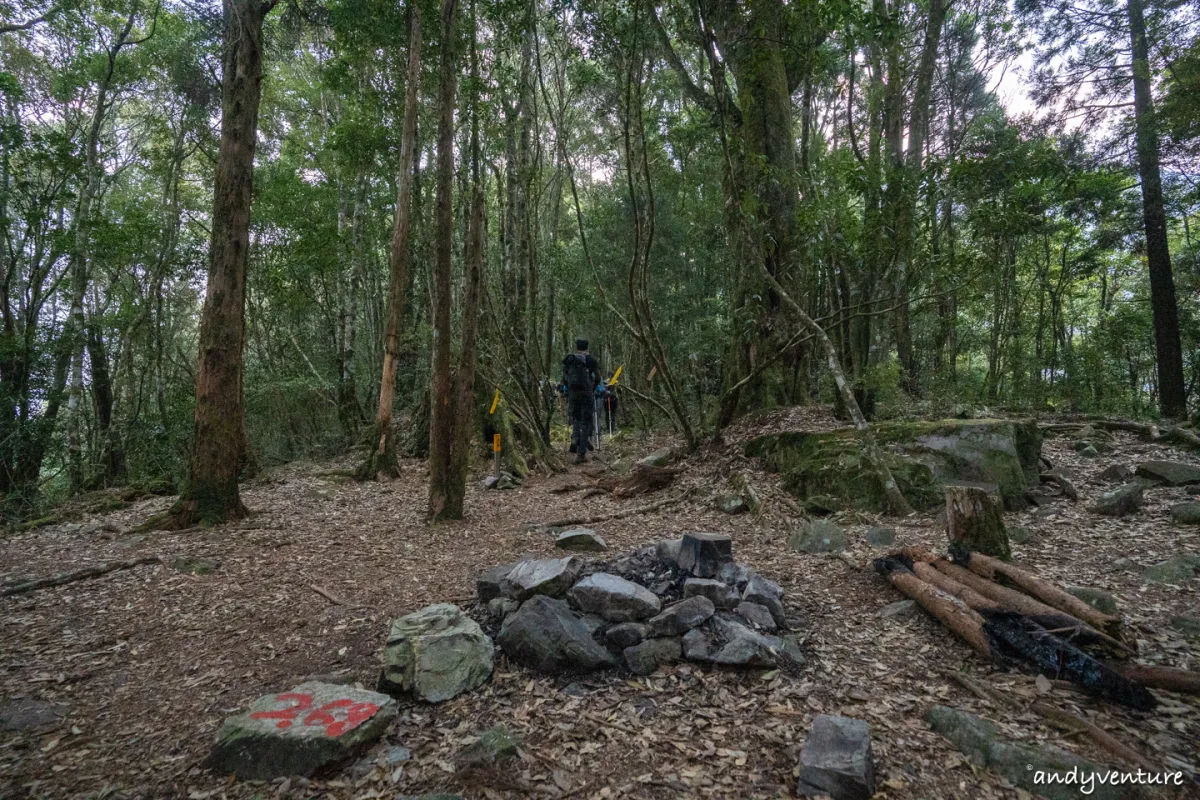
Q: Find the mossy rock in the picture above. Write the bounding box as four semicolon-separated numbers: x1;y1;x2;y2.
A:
745;419;1041;513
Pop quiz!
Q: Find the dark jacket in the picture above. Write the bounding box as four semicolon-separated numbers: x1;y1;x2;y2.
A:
562;351;601;392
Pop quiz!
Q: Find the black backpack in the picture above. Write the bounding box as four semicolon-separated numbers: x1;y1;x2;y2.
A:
564;353;592;391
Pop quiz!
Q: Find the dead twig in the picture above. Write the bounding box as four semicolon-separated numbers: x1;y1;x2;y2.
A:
529;489;693;530
2;556;164;596
309;584;353;606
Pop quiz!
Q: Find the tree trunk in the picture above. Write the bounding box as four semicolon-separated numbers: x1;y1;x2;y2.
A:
1127;0;1186;419
427;0;460;521
160;0;277;529
360;4;422;481
945;484;1010;560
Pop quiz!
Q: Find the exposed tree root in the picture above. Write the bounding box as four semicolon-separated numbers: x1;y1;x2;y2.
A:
3;556;164;596
530;489;693;531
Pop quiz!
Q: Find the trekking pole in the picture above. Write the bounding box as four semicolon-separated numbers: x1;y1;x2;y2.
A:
593;394;601;452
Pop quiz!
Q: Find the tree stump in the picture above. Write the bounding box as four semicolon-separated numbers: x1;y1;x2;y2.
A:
945;485;1010;561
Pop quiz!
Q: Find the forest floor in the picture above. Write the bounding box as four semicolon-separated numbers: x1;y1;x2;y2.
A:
1;406;1198;800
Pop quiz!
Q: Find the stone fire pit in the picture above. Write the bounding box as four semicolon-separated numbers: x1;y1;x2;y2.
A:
478;532;805;676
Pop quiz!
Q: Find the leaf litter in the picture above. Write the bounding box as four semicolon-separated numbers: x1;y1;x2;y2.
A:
0;409;1197;799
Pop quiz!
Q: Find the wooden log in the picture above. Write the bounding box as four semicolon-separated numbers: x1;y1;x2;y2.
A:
944;485;1010;560
874;559;993;658
958;551;1120;637
913;562;1003;611
2;556;163;596
932;560;1131;656
1112;664;1200;695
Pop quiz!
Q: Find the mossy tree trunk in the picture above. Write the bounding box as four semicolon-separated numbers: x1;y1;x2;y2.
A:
945;484;1010;560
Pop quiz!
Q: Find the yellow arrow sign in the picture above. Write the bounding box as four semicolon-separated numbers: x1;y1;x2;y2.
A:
489;388;501;414
609;365;624;386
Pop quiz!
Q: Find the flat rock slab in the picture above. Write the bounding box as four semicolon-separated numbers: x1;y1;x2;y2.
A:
1170;502;1200;525
709;616;781;667
1142;554;1200;584
379;604;493;703
742;575;786;626
797;714;875;800
789;520;847;553
734;601;777;631
1065;587;1118;615
497;595;615;674
568;573;660;622
1089;483;1143;517
677;532;733;577
0;698;70;734
624;637;682;675
647;595;715;637
502;556;581;600
683;578;739;609
864;527;895;547
555;528;608;552
206;681;397;780
1135;460;1200;486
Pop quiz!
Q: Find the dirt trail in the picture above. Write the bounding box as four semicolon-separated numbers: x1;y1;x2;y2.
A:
1;409;1197;799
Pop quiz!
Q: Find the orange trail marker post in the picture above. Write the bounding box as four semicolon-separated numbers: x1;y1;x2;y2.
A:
493;433;501;479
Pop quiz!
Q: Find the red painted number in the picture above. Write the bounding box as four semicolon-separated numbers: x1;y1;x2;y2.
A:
249;693;378;736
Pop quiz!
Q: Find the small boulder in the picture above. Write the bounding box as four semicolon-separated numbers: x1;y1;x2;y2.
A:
487;597;519;621
1099;464;1134;482
555;528;607;552
205;681;397;780
379;604;494;703
1089;483;1143;517
879;599;917;620
457;726;520;769
647;596;715;637
797;715;875;800
1170;502;1200;525
496;596;616;674
172;557;220;575
863;527;895;547
788;520;847;553
0;698;69;734
681;628;711;661
683;578;740;609
1075;443;1099;458
1142;555;1200;585
655;538;682;568
1169;615;1200;639
1135;460;1200;486
717;562;754;589
1065;587;1118;616
477;562;519;603
639;448;672;467
715;494;749;514
742;575;786;627
567;573;661;623
502;556;581;601
677;532;733;578
734;601;777;631
623;637;682;675
604;622;647;650
1007;525;1034;544
708;616;781;667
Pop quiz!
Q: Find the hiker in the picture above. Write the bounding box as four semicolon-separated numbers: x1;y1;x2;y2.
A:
561;338;601;463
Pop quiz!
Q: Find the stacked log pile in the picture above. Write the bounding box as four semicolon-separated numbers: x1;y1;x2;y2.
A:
874;547;1197;711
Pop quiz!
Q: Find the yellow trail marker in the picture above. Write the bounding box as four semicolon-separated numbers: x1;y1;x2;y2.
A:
493;434;502;452
610;365;624;386
489;388;500;414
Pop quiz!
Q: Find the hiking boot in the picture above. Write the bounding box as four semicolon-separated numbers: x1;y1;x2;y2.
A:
569;444;577;454
575;453;587;464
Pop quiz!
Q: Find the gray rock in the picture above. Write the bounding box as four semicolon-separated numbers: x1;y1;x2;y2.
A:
171;557;220;575
487;597;519;621
647;596;715;637
1136;460;1200;486
555;528;608;552
496;596;616;674
639;448;672;467
797;715;875;800
715;493;749;514
677;532;733;577
789;520;847;553
1111;557;1136;572
457;726;520;768
655;538;682;568
1089;483;1143;517
1065;586;1118;616
477;562;518;603
205;681;397;780
681;628;711;661
623;637;682;675
379;604;494;703
605;622;647;650
502;556;581;601
1169;615;1200;639
579;614;607;636
742;575;786;627
0;698;69;734
568;573;661;622
708;616;779;667
1075;443;1099;458
927;705;1123;800
879;599;917;620
1006;525;1034;544
1099;464;1134;482
386;745;412;765
863;527;895;547
734;601;777;631
1142;555;1200;585
717;562;754;589
683;578;740;609
1170;502;1200;525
